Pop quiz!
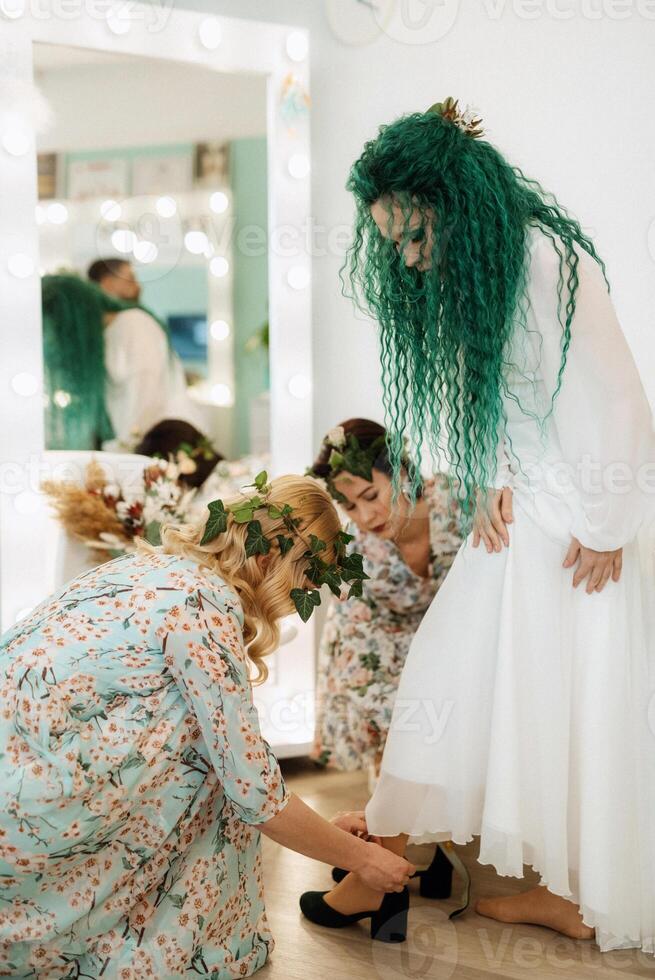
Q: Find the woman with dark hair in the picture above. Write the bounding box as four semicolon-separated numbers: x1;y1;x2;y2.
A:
134;420;224;489
300;100;655;951
307;418;461;781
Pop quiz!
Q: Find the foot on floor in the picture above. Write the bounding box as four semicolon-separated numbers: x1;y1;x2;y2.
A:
475;886;595;941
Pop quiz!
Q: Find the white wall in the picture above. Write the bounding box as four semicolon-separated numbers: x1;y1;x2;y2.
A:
34;52;266;152
170;0;655;452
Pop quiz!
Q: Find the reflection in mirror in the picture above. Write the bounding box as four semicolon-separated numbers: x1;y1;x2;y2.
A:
34;42;270;486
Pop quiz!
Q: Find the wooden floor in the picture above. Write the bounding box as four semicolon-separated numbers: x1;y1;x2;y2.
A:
258;759;653;980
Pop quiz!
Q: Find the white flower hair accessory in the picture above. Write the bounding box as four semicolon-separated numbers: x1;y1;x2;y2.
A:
326;425;346;449
427;97;484;140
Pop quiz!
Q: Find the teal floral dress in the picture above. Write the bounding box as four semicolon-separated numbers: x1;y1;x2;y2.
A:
0;550;289;979
311;476;462;770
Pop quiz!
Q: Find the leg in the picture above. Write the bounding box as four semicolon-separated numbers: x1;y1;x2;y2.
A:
324;834;409;915
476;886;595;941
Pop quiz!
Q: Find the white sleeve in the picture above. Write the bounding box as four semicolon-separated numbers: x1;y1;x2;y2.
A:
491;418;514;491
529;234;655;552
104;310;170;444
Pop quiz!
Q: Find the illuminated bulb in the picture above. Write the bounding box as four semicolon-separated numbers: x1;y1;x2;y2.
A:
156;196;177;218
211;383;232;406
47;202;68;225
287;265;310;290
35;204;46;225
133;240;158;264
53;389;72;408
209;191;228;214
209;256;229;278
111;228;136;254
14;491;40;516
288;153;310;179
100;199;121;221
203;241;215;259
8;253;34;278
198;17;222;49
11;372;39;397
0;0;26;19
288;374;311;399
15;607;33;622
1;117;30;155
106;8;130;34
210;319;230;341
184;230;210;255
286;30;308;62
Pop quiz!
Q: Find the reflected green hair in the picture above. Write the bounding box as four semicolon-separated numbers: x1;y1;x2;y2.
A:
42;274;172;450
343;108;608;523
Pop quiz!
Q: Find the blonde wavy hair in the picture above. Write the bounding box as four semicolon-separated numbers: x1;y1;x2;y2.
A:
154;474;342;685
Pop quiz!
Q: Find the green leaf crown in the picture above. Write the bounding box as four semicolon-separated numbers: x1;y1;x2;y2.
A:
305;427;388;505
200;470;369;622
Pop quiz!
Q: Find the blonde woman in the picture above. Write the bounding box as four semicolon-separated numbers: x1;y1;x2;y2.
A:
0;476;415;978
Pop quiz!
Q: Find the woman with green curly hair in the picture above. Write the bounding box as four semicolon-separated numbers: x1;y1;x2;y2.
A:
299;101;655;953
42;274;202;451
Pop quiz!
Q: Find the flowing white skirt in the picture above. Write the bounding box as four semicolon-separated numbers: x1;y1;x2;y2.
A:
365;489;655;953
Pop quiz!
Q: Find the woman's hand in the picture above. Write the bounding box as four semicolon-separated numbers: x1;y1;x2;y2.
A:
563;537;623;593
330;810;381;844
351;840;415;893
472;487;514;552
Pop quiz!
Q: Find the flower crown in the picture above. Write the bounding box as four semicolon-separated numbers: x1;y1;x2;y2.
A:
306;427;388;505
427;97;484;139
201;470;369;622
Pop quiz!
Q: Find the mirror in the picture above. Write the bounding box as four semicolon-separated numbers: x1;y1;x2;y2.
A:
34;43;270;464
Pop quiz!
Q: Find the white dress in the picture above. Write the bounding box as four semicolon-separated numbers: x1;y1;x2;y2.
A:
365;223;655;954
104;308;206;449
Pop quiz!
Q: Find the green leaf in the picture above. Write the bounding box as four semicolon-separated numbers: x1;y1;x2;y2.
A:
322;566;342;596
305;555;327;585
348;579;365;599
276;534;293;556
168;893;185;908
341;552;369;582
291;588;321;622
268;505;282;519
231;506;255;524
144;520;161;546
245;521;271;558
309;534;327;554
281;504;294;516
254;470;269;491
201;500;228;545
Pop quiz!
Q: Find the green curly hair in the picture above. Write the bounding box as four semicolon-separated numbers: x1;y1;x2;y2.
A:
42;274;172;450
343;106;609;524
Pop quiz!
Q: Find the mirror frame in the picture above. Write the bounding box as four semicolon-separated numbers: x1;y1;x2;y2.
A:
0;4;316;755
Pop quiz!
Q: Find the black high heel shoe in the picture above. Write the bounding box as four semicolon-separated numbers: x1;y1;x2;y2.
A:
299;886;409;943
332;844;453;897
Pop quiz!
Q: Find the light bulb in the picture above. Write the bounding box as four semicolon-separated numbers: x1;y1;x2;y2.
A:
47;202;68;225
100;199;122;221
2;118;31;156
111;228;136;254
286;31;308;62
287;265;310;290
288;374;311;399
198;17;222;49
106;9;130;34
209;191;229;214
209;256;229;278
156;196;177;218
210;319;230;341
8;253;34;278
11;372;39;396
288;153;310;179
211;383;232;406
133;240;158;264
184;230;210;255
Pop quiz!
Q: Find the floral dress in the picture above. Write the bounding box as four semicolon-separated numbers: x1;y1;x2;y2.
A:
311;476;462;771
0;549;289;979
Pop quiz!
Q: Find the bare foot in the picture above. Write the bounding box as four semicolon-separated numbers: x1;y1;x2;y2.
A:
475;886;595;941
323;873;384;916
